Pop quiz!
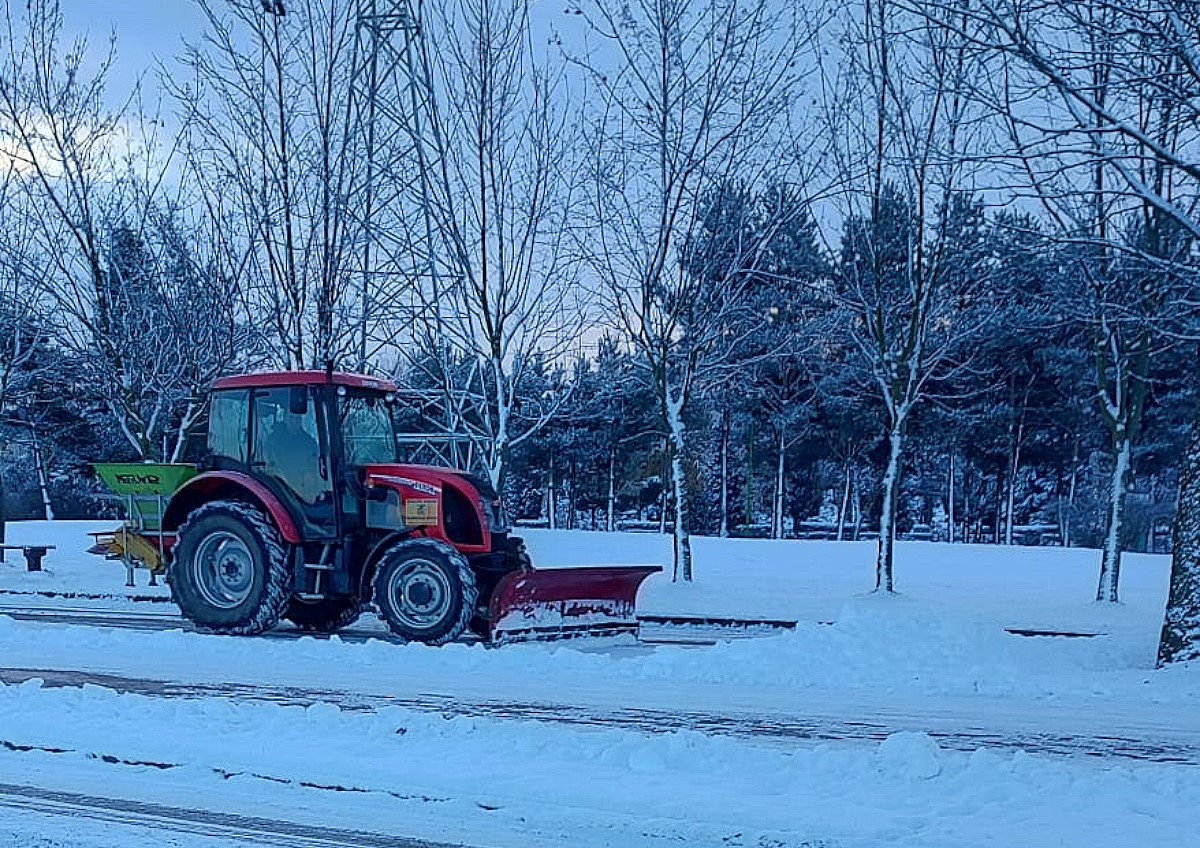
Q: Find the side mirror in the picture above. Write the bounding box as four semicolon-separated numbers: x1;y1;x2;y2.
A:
288;387;308;416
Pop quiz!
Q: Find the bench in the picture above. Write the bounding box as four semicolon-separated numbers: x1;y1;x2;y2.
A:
0;545;56;572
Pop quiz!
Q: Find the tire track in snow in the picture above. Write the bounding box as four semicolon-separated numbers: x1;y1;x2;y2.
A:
0;782;473;848
0;603;1104;646
2;666;1196;766
0;605;724;646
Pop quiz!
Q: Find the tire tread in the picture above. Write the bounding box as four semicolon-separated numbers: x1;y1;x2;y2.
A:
370;538;477;646
171;500;291;635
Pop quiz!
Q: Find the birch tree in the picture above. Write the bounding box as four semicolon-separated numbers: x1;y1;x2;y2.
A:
824;0;992;592
577;0;810;580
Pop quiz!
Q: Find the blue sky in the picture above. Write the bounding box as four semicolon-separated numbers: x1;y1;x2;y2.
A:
58;1;205;96
53;1;579;106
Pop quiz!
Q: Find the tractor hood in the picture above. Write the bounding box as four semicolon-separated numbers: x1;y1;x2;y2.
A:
363;464;508;543
363;464;498;501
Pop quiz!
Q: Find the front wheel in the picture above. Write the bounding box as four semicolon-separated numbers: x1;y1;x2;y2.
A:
371;539;477;646
169;500;290;634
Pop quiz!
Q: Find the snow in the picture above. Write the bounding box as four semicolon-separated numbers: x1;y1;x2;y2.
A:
0;520;171;605
874;731;943;780
0;520;1197;846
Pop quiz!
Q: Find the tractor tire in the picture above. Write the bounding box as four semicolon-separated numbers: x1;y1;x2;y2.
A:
169;500;291;635
371;538;477;646
284;597;362;633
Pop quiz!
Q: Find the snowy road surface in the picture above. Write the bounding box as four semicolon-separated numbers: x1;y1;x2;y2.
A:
2;521;1199;846
1;665;1196;765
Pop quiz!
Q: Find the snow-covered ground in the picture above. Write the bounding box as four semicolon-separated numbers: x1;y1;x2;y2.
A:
0;520;1196;847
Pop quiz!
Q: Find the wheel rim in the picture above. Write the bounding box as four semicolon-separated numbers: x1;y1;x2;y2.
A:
191;530;256;610
385;558;453;630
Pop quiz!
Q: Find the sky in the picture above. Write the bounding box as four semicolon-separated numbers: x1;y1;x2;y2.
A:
58;1;206;97
55;1;576;105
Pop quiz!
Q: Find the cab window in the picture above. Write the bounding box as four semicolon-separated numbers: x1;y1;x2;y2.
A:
251;387;326;505
208;390;249;463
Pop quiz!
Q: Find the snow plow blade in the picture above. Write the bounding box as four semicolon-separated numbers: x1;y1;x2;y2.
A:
487;565;661;643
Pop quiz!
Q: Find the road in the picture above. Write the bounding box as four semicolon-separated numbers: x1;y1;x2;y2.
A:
0;602;1194;848
1;665;1195;765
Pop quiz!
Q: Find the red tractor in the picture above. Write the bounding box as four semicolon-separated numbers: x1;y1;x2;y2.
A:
94;370;657;645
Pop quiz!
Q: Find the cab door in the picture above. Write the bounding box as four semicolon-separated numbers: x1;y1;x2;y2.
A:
249;385;337;539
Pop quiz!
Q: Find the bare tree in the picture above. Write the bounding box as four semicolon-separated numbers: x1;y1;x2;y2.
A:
0;165;45;419
958;0;1187;602
407;0;587;493
576;0;810;581
822;0;992;592
0;155;50;548
907;0;1200;650
0;0;233;461
180;0;382;370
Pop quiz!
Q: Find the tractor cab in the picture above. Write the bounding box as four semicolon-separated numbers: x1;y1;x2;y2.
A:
203;372;402;538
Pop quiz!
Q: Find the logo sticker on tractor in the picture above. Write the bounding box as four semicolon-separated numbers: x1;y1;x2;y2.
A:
114;473;161;486
374;475;441;496
404;499;439;526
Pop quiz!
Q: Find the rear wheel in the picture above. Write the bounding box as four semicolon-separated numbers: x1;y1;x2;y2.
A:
284;597;361;633
371;539;477;646
169;501;290;634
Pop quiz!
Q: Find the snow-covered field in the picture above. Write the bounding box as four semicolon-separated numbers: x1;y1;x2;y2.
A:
0;520;1196;847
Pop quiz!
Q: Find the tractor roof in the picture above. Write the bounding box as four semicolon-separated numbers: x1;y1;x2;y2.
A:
212;371;398;392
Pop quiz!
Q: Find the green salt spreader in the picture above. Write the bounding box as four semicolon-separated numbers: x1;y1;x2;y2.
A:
89;463;198;586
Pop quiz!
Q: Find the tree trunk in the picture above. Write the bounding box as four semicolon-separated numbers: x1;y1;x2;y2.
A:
1057;489;1068;549
837;462;852;542
547;459;556;531
962;461;971;543
1158;397;1200;665
1004;422;1024;545
606;447;616;532
0;463;6;563
993;481;1003;545
1064;432;1081;548
947;453;956;544
875;426;904;592
666;397;692;582
852;474;864;541
29;426;54;521
773;428;786;540
1097;431;1132;602
1003;434;1022;546
744;423;755;531
658;438;668;535
568;460;577;531
719;406;730;538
